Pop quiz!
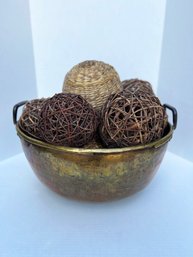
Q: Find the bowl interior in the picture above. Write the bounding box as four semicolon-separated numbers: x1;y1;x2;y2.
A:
16;123;173;154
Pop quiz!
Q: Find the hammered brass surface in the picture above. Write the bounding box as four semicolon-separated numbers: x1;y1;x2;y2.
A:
17;125;173;201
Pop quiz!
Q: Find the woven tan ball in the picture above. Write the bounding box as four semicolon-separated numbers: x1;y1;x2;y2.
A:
63;60;121;110
39;93;98;147
122;79;155;96
18;98;47;140
100;92;168;148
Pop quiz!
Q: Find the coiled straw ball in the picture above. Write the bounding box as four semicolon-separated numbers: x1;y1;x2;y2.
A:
18;98;47;140
122;79;154;96
63;60;121;111
100;92;168;148
39;93;98;147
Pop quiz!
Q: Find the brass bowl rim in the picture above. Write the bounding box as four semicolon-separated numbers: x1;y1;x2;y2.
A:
16;123;173;154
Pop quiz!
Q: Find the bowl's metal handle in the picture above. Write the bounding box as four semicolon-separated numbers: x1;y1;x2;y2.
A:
163;103;178;130
13;101;28;125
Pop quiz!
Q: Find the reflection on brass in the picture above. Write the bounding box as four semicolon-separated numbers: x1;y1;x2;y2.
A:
16;124;173;201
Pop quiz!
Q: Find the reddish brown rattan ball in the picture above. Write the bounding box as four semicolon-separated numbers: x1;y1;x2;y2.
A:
122;79;155;96
39;93;98;147
100;92;168;148
18;98;47;140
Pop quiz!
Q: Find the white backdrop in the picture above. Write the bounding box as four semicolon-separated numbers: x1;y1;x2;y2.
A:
1;0;193;163
158;0;193;162
0;0;37;161
29;0;166;97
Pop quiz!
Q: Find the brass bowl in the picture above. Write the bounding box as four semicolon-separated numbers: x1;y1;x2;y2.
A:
13;102;177;202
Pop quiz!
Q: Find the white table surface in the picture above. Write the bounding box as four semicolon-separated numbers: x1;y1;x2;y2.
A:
0;151;193;257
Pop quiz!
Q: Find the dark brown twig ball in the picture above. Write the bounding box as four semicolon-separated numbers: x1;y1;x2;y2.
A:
18;98;47;140
121;79;155;96
39;93;98;147
100;92;168;148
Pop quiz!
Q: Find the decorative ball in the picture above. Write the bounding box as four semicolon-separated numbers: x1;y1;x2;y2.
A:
122;79;154;96
100;92;168;148
18;98;47;139
63;60;121;110
39;93;98;147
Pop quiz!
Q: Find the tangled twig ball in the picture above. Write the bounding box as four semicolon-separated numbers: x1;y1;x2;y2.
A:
39;93;98;147
100;92;168;148
18;99;47;139
122;79;154;96
63;60;121;110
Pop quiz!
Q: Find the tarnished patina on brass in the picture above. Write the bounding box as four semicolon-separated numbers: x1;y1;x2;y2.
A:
16;124;173;201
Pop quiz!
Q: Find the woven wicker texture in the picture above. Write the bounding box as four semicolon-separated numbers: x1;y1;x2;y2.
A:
18;98;47;140
39;93;98;147
63;60;121;110
100;92;168;148
122;79;154;96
